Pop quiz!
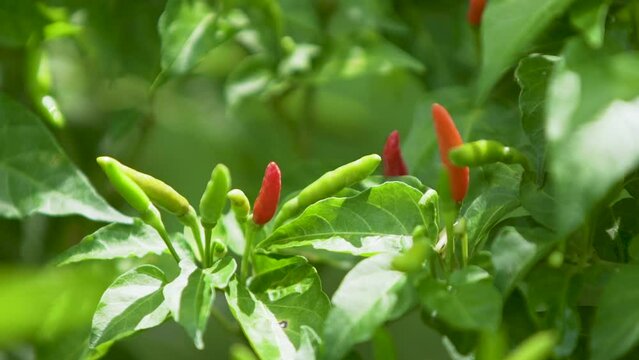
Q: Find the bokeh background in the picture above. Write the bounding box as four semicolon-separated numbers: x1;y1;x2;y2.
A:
0;0;518;358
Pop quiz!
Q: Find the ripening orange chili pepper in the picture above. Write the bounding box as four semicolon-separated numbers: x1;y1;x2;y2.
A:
432;103;469;203
467;0;487;26
383;130;409;177
252;162;282;225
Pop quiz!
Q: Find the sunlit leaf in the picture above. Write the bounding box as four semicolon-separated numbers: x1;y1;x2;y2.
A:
323;254;416;360
477;0;576;99
0;94;130;223
546;40;639;235
258;182;433;256
89;265;169;356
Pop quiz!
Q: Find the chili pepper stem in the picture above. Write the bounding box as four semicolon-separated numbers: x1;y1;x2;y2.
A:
179;206;206;267
461;233;469;267
204;226;213;267
240;221;260;283
141;207;180;263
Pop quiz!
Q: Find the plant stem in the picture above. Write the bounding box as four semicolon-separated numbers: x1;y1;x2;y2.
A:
156;227;180;263
240;222;259;282
461;232;469;267
204;226;213;267
180;207;206;267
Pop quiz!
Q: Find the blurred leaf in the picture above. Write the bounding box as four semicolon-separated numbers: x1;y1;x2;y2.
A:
570;0;611;49
0;264;112;347
158;0;245;79
0;94;130;223
590;265;639;360
547;40;639;235
56;220;166;266
515;54;559;172
372;327;397;360
477;0;576;99
257;182;431;255
519;174;557;230
420;266;502;332
491;226;556;295
462;164;522;252
316;40;424;82
0;0;45;47
323;253;416;360
89;265;169;356
163;259;214;349
279;43;320;77
225;54;274;110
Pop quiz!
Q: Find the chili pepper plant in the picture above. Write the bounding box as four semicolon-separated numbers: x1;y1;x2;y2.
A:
1;0;639;360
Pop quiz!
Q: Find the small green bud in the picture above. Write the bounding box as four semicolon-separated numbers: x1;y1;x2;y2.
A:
391;226;432;273
200;164;232;228
547;250;564;268
227;189;250;223
210;239;228;261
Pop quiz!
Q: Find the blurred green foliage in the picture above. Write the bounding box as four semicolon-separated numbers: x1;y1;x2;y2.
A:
2;0;639;359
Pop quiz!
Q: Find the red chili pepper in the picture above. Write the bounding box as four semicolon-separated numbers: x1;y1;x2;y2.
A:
252;162;282;225
467;0;487;26
432;103;469;203
383;130;409;177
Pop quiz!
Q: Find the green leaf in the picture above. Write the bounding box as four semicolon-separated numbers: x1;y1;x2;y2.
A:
226;278;294;359
258;182;433;255
372;327;397;360
463;164;522;252
56;220;166;266
420;266;502;332
0;0;45;47
323;254;416;360
491;226;556;295
252;256;330;347
591;265;639;360
515;54;559;171
225;54;274;110
89;265;169;355
158;0;245;78
477;0;576;99
206;256;237;289
163;259;215;349
547;40;639;235
570;0;611;49
315;39;424;82
519;174;557;230
226;257;329;360
0;94;130;223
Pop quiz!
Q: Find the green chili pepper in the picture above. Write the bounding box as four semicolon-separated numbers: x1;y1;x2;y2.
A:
448;140;530;169
97;157;151;214
504;331;557;360
118;163;191;217
97;156;180;262
391;226;432;273
228;189;250;223
273;154;381;227
199;164;232;228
